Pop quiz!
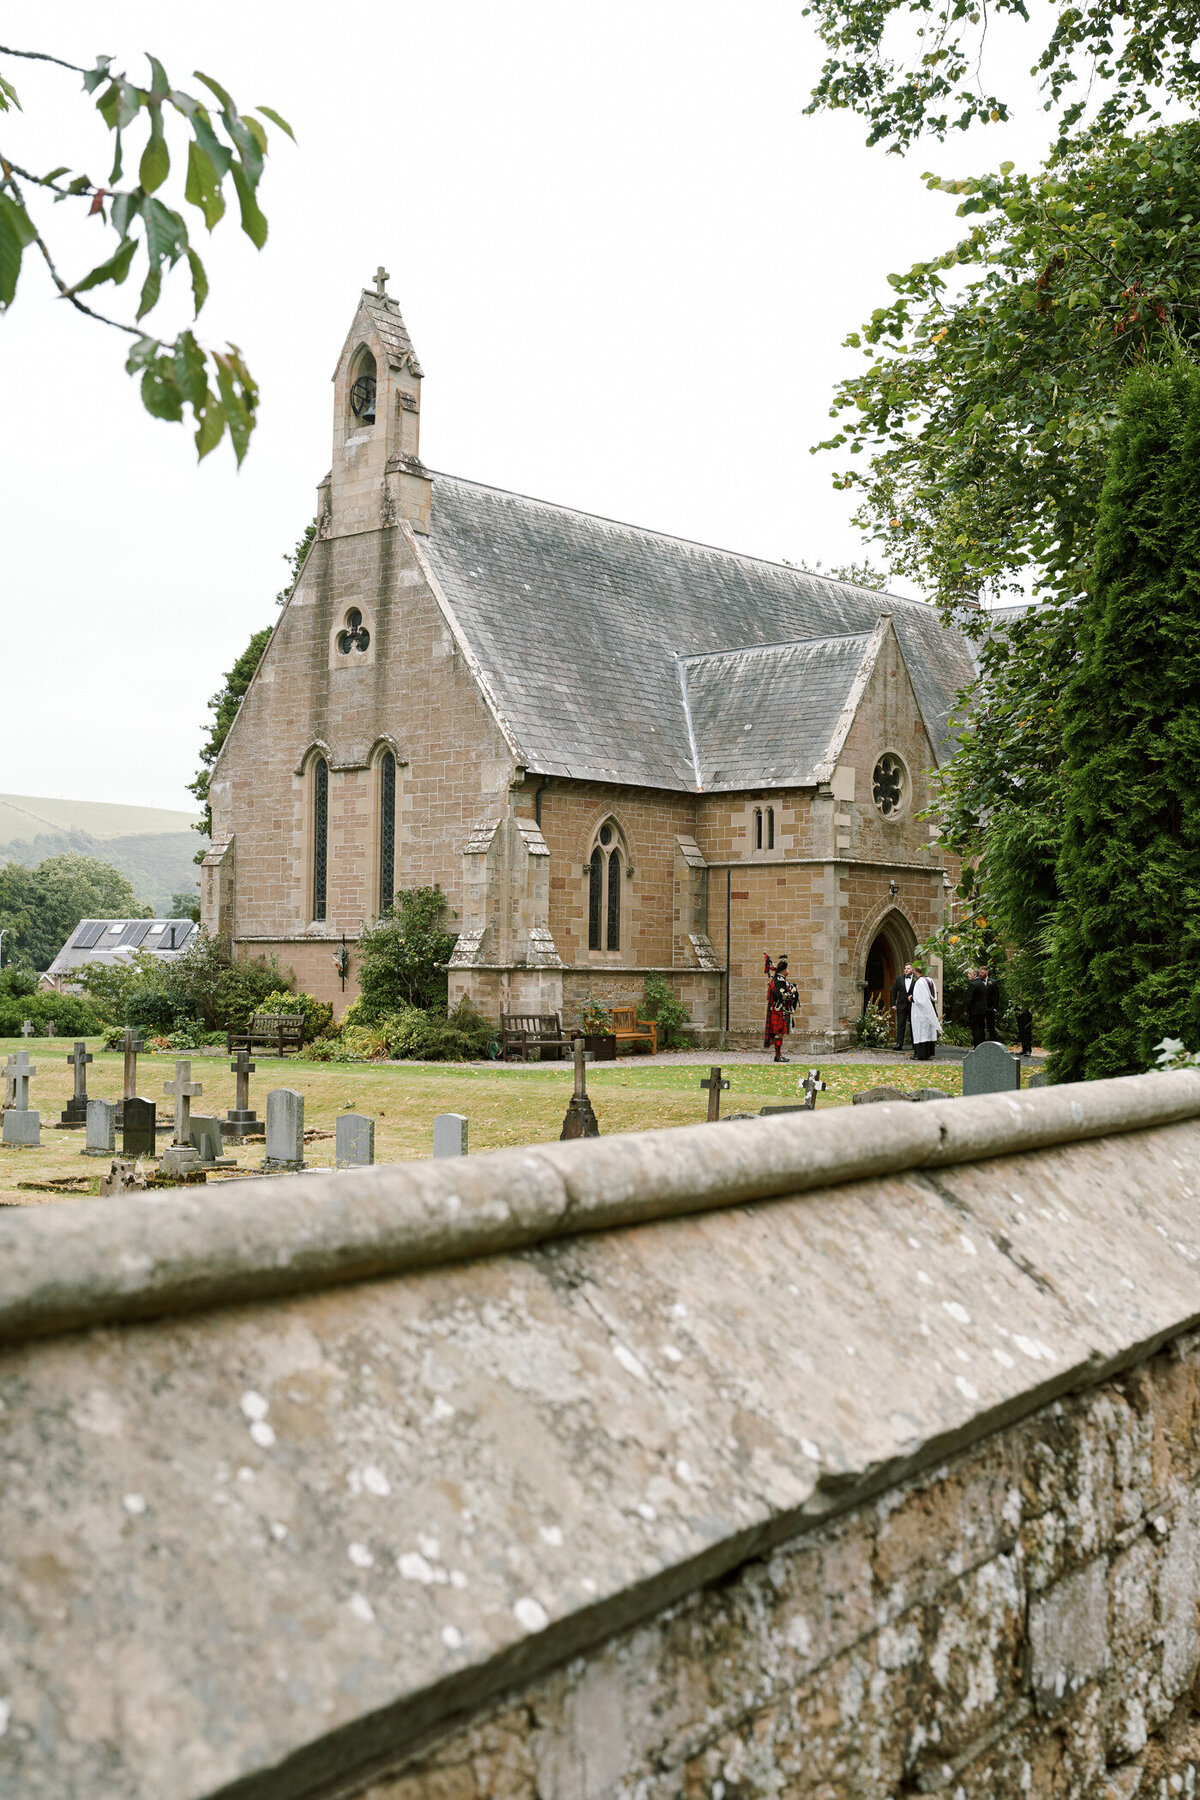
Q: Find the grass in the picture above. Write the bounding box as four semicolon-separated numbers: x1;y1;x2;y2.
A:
0;1040;962;1206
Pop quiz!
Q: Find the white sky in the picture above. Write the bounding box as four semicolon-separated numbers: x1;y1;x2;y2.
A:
1;2;1052;812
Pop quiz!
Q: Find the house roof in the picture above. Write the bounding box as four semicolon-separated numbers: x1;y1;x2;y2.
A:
418;474;977;792
44;919;197;978
679;627;888;792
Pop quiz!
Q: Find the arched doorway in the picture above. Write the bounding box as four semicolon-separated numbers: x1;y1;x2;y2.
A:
860;908;917;1016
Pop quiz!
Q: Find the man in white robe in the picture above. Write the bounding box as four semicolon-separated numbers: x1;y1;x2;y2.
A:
909;968;940;1062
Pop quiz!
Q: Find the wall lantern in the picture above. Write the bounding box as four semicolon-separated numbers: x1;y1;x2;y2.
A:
888;879;899;900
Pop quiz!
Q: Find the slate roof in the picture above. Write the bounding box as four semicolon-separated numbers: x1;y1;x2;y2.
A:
680;632;877;791
419;474;977;793
358;291;423;376
44;919;197;979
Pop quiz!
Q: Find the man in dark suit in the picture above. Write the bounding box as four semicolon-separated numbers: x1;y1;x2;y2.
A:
967;966;1001;1044
891;963;916;1053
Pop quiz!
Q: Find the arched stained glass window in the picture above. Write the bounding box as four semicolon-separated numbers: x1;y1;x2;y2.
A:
313;758;329;922
379;751;396;914
588;847;603;950
606;849;621;951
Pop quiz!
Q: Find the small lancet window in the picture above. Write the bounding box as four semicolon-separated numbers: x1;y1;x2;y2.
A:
349;348;377;426
588;847;603;950
754;808;763;851
313;757;329;922
767;807;775;850
606;850;621;951
379;751;396;914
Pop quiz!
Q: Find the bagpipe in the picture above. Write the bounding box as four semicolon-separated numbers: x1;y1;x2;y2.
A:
764;953;798;1019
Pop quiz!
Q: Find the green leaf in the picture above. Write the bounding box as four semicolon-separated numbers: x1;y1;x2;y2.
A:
140;114;170;194
243;114;268;157
172;330;208;409
136;262;163;320
116;80;142;132
0;70;21;112
111;191;141;238
193;70;236;114
184;141;226;230
186;246;209;316
124;334;160;374
140;360;184;421
146;56;171;101
255;105;295;141
212;346;256;465
0;193;36;308
142;196;188;269
81;57;112;96
41;166;69;183
230;164;268;249
194;394;226;460
69;235;137;296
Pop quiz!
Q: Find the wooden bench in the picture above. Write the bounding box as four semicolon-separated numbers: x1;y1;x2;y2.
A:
227;1013;305;1058
610;1006;657;1055
500;1012;572;1062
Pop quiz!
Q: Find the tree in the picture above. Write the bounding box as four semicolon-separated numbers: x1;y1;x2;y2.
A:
0;852;149;970
804;0;1200;153
1047;363;1200;1079
355;888;457;1019
0;43;292;461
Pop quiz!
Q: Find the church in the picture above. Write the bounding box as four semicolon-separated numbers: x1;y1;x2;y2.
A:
201;278;977;1047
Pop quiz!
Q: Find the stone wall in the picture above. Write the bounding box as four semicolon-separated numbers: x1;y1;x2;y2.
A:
378;1333;1200;1798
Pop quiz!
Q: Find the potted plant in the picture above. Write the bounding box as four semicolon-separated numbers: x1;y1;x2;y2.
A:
577;998;617;1062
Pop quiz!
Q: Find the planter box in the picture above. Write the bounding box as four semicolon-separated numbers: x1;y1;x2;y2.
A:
581;1033;617;1062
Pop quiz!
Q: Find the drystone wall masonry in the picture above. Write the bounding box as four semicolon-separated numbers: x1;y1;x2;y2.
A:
6;1075;1200;1799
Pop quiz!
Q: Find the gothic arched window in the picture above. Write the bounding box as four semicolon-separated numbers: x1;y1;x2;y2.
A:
587;821;625;952
312;757;329;922
379;751;396;914
767;807;775;850
349;347;377;427
754;807;763;851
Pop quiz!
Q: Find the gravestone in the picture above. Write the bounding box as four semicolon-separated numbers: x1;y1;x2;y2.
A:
962;1041;1021;1097
264;1089;305;1172
1025;1070;1048;1089
432;1113;468;1158
801;1069;827;1111
115;1027;145;1128
2;1054;15;1111
161;1061;204;1175
60;1041;93;1127
912;1088;954;1102
759;1103;807;1116
20;1020;33;1039
188;1115;227;1165
225;1048;259;1137
336;1113;375;1168
851;1086;910;1105
84;1098;117;1157
560;1040;600;1140
45;1021;57;1038
100;1159;146;1195
700;1066;730;1122
2;1051;39;1146
122;1097;156;1158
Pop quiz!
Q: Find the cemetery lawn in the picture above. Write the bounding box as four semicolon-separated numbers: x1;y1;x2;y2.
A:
0;1042;963;1204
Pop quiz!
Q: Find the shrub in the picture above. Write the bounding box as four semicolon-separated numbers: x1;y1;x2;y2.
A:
0;966;38;999
855;1002;893;1048
355;887;456;1018
579;998;612;1035
255;988;334;1042
640;974;691;1049
0;992;105;1037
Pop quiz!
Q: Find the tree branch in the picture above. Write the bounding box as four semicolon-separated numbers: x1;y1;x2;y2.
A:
0;44;89;77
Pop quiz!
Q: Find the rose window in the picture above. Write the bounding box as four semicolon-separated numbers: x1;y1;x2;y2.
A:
872;754;906;817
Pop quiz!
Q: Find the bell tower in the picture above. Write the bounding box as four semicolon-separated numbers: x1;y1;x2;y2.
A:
318;269;431;539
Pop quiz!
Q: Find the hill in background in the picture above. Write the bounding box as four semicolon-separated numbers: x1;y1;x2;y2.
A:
0;794;208;916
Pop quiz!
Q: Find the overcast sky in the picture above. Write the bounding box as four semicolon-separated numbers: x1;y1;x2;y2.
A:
1;2;1051;813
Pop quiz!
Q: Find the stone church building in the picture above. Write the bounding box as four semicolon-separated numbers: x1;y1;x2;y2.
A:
202;280;976;1046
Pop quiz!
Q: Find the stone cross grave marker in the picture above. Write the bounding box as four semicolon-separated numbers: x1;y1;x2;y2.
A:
117;1028;145;1127
3;1053;15;1111
961;1040;1021;1098
227;1048;259;1136
20;1019;33;1039
61;1040;93;1127
801;1068;827;1111
45;1021;57;1037
336;1113;375;1168
560;1039;600;1140
701;1065;730;1122
164;1061;203;1147
122;1097;156;1158
264;1089;305;1172
85;1098;117;1157
432;1113;467;1158
1;1049;40;1146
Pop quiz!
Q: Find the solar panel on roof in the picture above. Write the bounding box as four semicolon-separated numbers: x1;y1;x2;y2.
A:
72;923;107;950
117;922;152;948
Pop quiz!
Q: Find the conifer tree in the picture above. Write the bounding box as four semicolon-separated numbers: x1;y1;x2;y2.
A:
1048;364;1200;1080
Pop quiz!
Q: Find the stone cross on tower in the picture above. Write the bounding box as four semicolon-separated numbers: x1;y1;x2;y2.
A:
11;1051;36;1110
164;1060;203;1148
800;1069;827;1111
700;1065;730;1122
373;264;390;298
